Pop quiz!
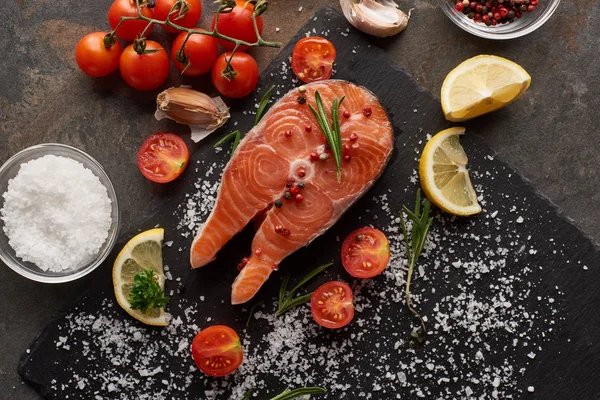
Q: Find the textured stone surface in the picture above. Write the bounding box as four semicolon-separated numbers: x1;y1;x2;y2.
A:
1;0;598;399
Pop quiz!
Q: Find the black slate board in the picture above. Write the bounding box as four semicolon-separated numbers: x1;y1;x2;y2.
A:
18;7;600;400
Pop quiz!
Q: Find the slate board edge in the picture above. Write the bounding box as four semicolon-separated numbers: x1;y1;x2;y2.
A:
14;5;599;397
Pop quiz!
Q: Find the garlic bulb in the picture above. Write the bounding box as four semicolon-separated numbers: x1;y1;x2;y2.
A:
340;0;412;38
155;87;230;143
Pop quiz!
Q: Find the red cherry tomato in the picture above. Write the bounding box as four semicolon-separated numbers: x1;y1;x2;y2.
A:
211;0;263;50
171;31;218;76
291;37;336;83
108;0;154;42
119;41;170;91
211;52;259;99
154;0;202;33
137;133;189;183
310;281;355;329
341;227;390;279
191;325;244;377
75;32;123;78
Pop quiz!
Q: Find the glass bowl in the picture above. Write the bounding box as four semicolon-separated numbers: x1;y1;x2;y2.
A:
0;144;120;283
438;0;561;39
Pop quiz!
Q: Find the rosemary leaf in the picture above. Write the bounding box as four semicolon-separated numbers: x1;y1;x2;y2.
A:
254;85;275;126
275;293;313;317
400;189;433;347
269;387;326;400
275;262;332;317
246;301;263;327
284;262;332;302
214;129;240;148
241;389;255;400
310;91;344;182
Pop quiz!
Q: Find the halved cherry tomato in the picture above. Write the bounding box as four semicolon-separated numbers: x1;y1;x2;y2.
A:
108;0;154;42
191;325;244;377
291;37;336;83
171;31;218;76
120;40;170;91
310;281;354;329
211;52;259;98
137;133;189;183
211;0;263;50
341;227;390;278
154;0;202;33
75;32;123;78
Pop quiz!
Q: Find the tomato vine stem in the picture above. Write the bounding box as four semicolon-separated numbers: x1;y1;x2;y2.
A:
108;0;281;63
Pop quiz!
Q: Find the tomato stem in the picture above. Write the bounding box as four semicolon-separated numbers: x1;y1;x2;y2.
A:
118;0;280;75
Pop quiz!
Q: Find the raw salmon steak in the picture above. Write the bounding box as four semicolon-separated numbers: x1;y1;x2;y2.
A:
191;80;393;304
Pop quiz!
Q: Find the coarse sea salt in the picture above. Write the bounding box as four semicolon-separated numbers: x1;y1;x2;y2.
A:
1;155;112;271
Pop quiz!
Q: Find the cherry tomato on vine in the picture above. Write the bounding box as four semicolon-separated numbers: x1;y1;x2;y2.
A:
108;0;154;42
311;281;355;329
120;40;170;91
211;0;263;50
171;31;218;76
291;37;337;83
191;325;244;377
75;32;122;78
154;0;202;33
341;227;390;278
137;133;190;183
211;52;259;99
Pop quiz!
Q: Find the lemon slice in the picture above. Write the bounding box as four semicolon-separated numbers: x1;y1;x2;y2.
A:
441;55;531;122
113;228;168;326
419;127;481;216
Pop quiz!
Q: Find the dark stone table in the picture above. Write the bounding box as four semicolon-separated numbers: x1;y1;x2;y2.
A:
1;0;597;398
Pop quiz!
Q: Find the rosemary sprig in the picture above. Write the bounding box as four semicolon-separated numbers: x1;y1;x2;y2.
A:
309;91;345;182
241;387;326;400
269;387;326;400
255;85;275;126
241;388;255;400
214;129;241;153
275;263;333;317
399;189;433;347
215;85;275;158
246;301;264;327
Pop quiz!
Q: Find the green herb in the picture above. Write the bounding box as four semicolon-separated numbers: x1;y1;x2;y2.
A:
269;387;326;400
309;91;345;182
241;388;255;400
241;386;326;400
246;300;264;327
214;129;241;154
215;85;275;158
275;262;333;317
254;85;275;126
399;189;433;347
129;269;169;314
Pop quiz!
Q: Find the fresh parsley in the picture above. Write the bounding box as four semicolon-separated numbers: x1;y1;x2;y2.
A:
129;269;169;314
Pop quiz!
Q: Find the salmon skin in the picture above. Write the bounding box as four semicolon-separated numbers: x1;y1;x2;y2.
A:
191;80;394;304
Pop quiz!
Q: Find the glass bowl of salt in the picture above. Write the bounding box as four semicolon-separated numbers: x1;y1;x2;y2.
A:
0;143;120;283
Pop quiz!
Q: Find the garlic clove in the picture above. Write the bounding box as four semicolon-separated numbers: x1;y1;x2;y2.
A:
155;87;230;143
340;0;411;38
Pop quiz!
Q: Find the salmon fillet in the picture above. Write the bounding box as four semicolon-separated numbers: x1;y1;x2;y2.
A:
190;80;394;304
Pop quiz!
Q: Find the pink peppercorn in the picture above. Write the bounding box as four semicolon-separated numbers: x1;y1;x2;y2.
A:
305;125;312;132
343;110;351;118
456;2;464;11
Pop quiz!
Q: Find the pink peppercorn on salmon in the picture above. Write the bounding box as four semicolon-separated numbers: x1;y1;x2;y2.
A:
190;80;393;304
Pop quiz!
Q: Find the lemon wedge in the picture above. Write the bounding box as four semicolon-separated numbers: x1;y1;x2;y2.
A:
419;127;481;216
113;228;168;326
441;55;531;122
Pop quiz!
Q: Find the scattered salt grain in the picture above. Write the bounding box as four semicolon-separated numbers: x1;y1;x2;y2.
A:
1;155;112;271
528;386;535;392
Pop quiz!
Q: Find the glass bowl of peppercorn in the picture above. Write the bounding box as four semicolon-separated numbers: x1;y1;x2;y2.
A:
439;0;560;39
